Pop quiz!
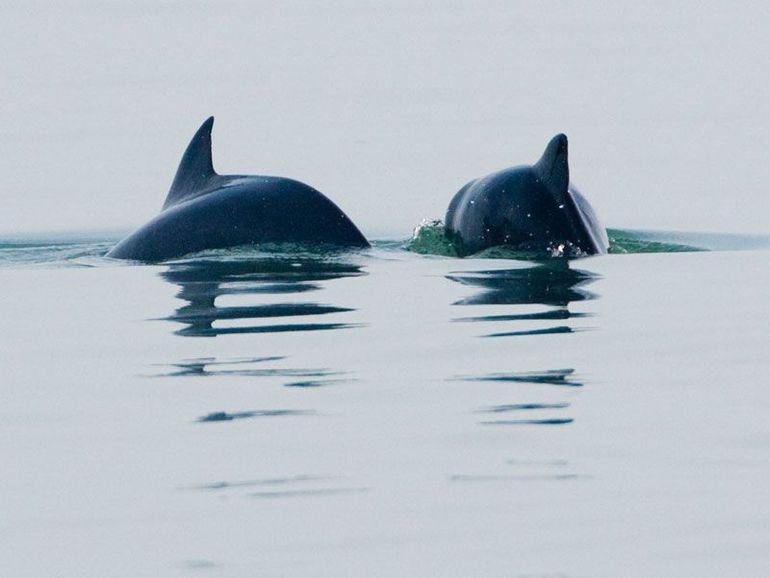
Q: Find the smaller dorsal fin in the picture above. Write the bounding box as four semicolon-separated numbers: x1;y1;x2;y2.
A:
162;117;217;210
533;133;569;197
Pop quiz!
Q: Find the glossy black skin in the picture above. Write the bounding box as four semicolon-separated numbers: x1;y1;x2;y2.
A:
444;134;608;258
108;176;369;262
107;118;368;262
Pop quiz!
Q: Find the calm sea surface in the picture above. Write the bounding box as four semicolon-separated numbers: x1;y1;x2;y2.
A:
1;234;769;577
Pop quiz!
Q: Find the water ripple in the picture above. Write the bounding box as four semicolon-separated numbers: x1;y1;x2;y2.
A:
477;403;570;413
159;256;365;337
196;409;314;423
151;356;343;381
182;475;327;491
450;474;581;482
479;418;574;426
454;368;582;387
447;263;598;307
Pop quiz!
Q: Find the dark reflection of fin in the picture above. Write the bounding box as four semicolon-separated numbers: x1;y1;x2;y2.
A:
454;369;582;387
197;409;313;422
477;403;569;413
450;474;581;482
176;322;360;337
167;303;352;323
447;263;594;429
167;366;340;378
224;282;319;294
447;263;598;307
248;487;369;499
483;325;575;338
284;379;352;388
176;282;319;300
182;475;326;491
448;262;598;345
162;258;365;285
158;256;365;337
480;418;574;426
454;309;591;322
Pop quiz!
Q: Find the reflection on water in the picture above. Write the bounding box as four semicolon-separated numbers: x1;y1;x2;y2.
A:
155;253;366;427
477;403;570;412
479;417;575;426
183;475;327;491
452;457;587;483
456;368;583;387
153;356;343;381
154;254;598;498
449;262;597;337
448;261;597;342
447;261;597;307
181;474;369;500
9;234;770;573
448;261;598;440
454;309;590;322
284;378;352;388
197;409;314;423
160;256;365;337
484;325;576;337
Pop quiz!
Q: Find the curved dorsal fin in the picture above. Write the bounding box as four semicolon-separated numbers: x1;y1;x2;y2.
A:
533;133;569;198
162;117;217;210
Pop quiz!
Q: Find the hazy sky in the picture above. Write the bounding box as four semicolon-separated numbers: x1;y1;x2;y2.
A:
1;0;768;237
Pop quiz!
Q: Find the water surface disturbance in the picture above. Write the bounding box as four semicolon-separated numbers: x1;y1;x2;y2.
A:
2;232;769;576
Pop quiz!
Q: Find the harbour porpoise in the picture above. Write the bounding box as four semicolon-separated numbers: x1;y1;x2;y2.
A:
107;117;369;261
444;134;608;258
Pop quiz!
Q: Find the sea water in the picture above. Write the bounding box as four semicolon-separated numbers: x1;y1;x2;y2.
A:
1;232;769;577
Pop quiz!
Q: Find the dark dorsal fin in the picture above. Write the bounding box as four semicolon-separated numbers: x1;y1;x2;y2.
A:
162;117;217;210
533;133;569;198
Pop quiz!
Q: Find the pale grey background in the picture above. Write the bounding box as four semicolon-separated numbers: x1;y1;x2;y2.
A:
1;0;768;237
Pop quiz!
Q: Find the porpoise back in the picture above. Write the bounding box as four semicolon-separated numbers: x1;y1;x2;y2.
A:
107;117;369;262
444;134;608;258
